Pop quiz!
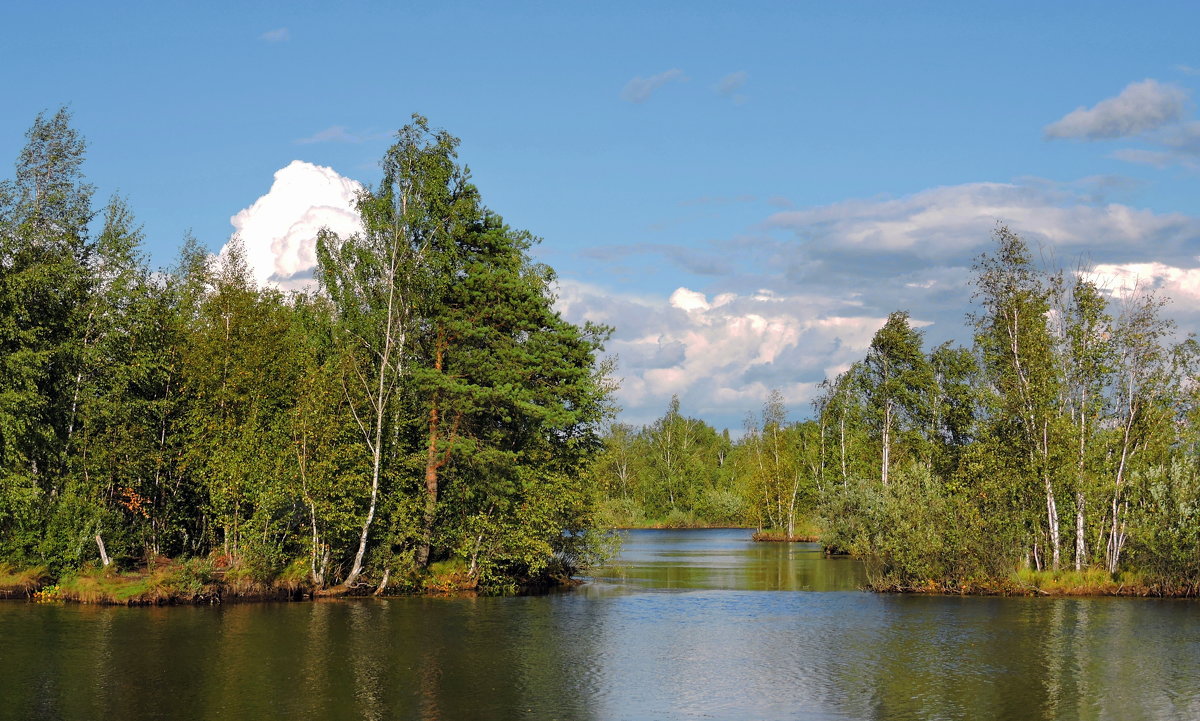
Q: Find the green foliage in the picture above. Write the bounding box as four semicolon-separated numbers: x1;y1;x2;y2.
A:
0;111;614;595
695;487;746;526
596;496;644;528
592;398;742;527
812;226;1200;593
5;112;1200;599
661;508;700;528
1125;460;1200;591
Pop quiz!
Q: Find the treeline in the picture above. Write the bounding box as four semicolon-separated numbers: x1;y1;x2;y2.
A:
0;110;613;595
594;394;820;538
820;228;1200;593
596;228;1200;593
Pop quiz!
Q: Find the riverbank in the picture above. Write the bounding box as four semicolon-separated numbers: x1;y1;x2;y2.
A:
0;564;51;599
613;522;755;530
866;568;1200;598
0;556;574;605
13;558;308;605
751;531;820;542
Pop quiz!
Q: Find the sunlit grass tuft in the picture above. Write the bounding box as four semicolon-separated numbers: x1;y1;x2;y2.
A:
0;563;51;597
56;559;222;605
1011;567;1146;595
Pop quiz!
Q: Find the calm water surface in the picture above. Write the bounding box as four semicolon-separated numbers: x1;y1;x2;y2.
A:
2;529;1199;720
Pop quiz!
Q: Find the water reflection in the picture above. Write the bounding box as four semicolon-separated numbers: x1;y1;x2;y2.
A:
586;528;866;592
1;530;1198;720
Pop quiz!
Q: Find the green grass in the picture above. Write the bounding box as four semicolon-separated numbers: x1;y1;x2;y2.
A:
51;558;230;605
1010;567;1145;595
0;563;50;596
615;515;752;530
423;558;478;594
865;567;1165;596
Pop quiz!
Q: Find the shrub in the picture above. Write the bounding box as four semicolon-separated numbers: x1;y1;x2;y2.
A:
661;508;698;528
597;497;644;528
696;488;746;526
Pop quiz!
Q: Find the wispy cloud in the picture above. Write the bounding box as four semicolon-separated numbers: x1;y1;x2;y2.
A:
1111;148;1180;168
580;242;734;277
260;27;290;43
295;125;389;145
715;71;748;103
1044;79;1188;140
621;68;685;103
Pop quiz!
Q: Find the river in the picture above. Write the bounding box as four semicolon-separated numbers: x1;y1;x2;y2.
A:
1;528;1198;720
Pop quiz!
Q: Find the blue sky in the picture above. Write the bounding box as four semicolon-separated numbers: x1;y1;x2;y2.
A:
5;1;1200;429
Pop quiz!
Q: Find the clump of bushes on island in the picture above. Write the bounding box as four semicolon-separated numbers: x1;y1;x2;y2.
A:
594;227;1200;598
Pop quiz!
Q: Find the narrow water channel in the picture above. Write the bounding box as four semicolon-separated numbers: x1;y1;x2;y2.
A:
1;529;1197;720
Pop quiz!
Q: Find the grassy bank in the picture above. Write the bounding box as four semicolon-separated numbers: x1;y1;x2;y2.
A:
0;564;51;598
615;520;753;530
27;557;310;605
751;531;820;543
3;553;580;605
866;568;1200;597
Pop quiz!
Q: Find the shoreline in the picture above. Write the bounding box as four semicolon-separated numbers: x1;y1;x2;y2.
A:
0;561;576;606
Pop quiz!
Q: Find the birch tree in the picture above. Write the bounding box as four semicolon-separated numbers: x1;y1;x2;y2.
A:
316;115;465;586
972;227;1065;570
860;311;933;486
1057;276;1112;570
1103;289;1174;572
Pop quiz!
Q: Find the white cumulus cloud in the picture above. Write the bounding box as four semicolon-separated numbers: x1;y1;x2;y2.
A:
1045;79;1188;140
1086;261;1200;301
221;160;363;290
556;279;893;427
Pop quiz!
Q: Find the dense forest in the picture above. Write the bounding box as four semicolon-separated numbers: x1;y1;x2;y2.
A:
0;110;615;596
595;229;1200;594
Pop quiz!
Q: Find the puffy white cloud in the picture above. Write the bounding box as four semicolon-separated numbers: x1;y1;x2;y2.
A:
621;68;685;103
1086;261;1200;301
1045;79;1188;140
221;160;363;290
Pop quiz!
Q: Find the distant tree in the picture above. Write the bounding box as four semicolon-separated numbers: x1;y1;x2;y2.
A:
860;311;933;486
